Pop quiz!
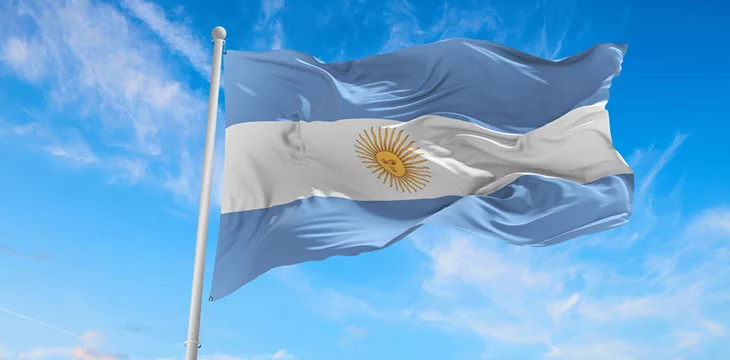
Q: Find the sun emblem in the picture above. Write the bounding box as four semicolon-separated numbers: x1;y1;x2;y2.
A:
355;126;431;193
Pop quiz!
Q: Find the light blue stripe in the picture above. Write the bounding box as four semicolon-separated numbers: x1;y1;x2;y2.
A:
210;174;633;300
223;39;626;133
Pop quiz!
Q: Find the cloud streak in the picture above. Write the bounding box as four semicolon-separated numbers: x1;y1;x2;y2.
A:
0;306;80;338
254;0;286;51
14;330;125;360
639;132;688;196
0;0;209;200
121;0;211;78
378;0;571;59
0;244;50;259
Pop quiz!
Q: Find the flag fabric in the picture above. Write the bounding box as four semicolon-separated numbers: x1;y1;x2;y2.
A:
209;39;633;301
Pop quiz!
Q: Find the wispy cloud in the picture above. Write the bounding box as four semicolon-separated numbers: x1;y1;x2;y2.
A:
0;244;50;259
686;207;730;236
254;0;286;51
0;0;209;200
44;136;99;165
577;284;702;323
12;329;125;360
274;267;395;322
121;0;210;78
402;131;729;358
414;235;567;345
638;132;688;196
0;36;46;81
17;347;72;359
0;121;98;166
0;305;81;338
378;0;570;59
107;156;147;184
548;293;581;325
545;339;645;360
201;349;295;360
339;325;367;347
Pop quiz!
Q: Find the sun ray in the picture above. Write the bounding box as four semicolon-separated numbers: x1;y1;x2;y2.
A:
400;153;423;163
402;180;416;193
395;141;416;158
406;158;429;166
373;127;382;150
383;127;390;153
355;143;374;154
408;177;429;188
358;135;378;154
366;128;378;152
392;129;403;145
393;138;411;157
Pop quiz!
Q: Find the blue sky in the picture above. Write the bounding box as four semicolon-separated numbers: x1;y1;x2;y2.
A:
1;0;729;359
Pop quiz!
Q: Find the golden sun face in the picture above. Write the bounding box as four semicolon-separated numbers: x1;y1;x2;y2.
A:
355;126;431;193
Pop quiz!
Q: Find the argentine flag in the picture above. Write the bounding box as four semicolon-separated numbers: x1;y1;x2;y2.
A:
210;39;633;300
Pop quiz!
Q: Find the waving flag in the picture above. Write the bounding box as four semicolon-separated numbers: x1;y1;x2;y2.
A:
210;39;633;300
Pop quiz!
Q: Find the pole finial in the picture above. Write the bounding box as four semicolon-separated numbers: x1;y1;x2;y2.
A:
212;26;227;40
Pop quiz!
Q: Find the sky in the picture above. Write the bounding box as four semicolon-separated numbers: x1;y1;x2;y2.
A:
0;0;729;359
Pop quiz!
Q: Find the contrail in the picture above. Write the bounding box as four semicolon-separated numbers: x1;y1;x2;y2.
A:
0;306;80;338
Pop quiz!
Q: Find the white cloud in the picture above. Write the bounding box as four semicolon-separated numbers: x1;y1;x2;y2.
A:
262;0;285;20
421;236;570;324
0;305;81;338
700;320;725;336
43;131;99;165
411;213;729;357
545;339;644;360
411;234;578;345
201;349;295;360
378;0;568;59
254;0;286;51
18;347;73;360
71;347;124;360
577;284;702;323
687;207;730;236
163;149;195;200
0;0;209;200
319;289;374;320
340;325;367;346
380;0;424;54
1;36;46;80
107;156;147;184
269;20;284;51
675;331;702;349
271;350;292;359
638;133;688;196
17;347;70;359
271;266;414;325
548;293;581;325
401;126;730;358
12;330;123;360
1;121;98;165
420;309;548;344
121;0;211;78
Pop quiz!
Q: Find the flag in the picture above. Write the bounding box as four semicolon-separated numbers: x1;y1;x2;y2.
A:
209;39;633;300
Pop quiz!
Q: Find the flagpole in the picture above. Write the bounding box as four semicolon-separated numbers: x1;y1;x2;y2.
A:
184;25;226;360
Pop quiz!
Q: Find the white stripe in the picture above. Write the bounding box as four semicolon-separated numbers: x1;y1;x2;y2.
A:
221;102;632;213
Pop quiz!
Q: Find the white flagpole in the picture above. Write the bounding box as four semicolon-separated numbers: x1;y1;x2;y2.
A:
184;25;226;360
